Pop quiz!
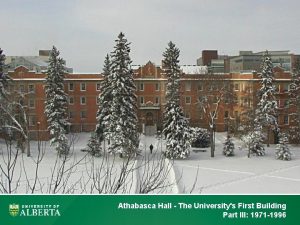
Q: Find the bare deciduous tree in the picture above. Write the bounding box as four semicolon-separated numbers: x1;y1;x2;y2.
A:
198;75;236;157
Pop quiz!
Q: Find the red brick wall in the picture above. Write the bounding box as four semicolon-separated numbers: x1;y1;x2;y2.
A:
4;64;296;143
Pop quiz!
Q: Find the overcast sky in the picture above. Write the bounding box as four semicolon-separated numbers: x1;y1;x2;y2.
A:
1;0;300;72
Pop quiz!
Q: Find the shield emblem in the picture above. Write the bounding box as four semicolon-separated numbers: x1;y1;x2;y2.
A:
9;204;19;217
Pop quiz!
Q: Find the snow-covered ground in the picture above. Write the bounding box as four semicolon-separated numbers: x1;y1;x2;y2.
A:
1;132;299;194
170;133;300;194
0;133;137;194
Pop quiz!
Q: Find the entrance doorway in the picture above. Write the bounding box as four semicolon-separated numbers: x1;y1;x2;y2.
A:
146;112;154;126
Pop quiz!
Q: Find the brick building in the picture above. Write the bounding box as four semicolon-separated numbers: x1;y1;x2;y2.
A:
3;62;296;143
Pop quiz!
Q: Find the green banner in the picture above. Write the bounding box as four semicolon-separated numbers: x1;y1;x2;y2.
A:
0;195;298;225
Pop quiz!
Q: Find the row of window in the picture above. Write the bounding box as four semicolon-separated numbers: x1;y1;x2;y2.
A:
68;83;101;92
21;96;292;109
13;84;35;93
138;83;161;91
186;82;292;93
69;96;101;105
11;81;295;95
28;111;89;126
274;83;292;92
69;111;87;119
28;111;88;122
185;82;251;92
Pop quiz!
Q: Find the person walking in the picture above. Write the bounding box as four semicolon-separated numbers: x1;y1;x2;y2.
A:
149;144;153;154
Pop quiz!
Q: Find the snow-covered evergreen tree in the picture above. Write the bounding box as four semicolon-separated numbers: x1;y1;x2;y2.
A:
44;46;69;155
95;54;112;143
289;59;300;143
255;51;279;144
0;48;8;133
86;133;102;157
190;127;210;148
162;42;190;159
276;132;291;160
223;135;234;156
104;32;139;157
0;48;9;99
242;125;265;157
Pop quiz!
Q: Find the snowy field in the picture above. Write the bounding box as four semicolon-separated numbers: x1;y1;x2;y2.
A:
0;132;299;194
171;133;300;194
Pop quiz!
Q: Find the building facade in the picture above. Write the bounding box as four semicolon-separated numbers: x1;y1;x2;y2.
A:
3;61;296;143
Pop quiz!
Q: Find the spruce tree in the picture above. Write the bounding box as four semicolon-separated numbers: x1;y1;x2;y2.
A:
105;32;139;157
0;48;8;133
86;133;102;157
243;126;265;157
95;54;112;143
44;46;69;155
223;135;234;156
256;51;278;131
252;51;278;155
289;59;300;143
162;42;190;159
0;48;9;99
276;132;291;160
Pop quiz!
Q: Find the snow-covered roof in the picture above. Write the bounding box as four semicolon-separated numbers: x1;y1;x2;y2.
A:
131;65;141;70
180;65;208;75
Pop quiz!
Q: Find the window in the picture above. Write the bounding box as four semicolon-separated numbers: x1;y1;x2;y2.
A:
28;84;35;93
80;111;87;119
96;97;100;105
29;116;36;126
224;111;229;118
155;83;160;91
185;81;191;91
234;83;239;91
155;97;160;104
80;96;86;105
29;99;35;108
140;96;144;104
240;83;244;92
69;96;74;105
80;83;86;91
275;84;279;93
140;83;144;91
19;85;25;93
185;96;191;104
235;111;239;118
69;111;74;119
282;83;289;92
284;100;289;108
197;83;203;91
96;83;101;91
283;115;289;125
69;83;74;91
185;111;190;119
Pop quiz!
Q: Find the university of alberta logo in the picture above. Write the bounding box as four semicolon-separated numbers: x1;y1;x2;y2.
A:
9;204;19;217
